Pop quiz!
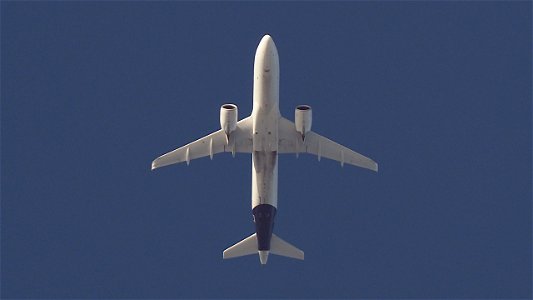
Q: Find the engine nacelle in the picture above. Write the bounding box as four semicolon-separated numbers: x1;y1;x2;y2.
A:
220;103;238;137
295;105;312;139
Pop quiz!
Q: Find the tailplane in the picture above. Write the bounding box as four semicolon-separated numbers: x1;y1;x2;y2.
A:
270;234;304;260
223;233;304;263
223;233;257;259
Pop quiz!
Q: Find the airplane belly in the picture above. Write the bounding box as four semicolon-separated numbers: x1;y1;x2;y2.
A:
253;117;278;152
251;151;278;209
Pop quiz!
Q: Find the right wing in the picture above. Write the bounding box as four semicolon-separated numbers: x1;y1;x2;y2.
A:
152;117;253;170
278;117;378;172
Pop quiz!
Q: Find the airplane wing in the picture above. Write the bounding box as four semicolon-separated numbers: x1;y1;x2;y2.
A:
152;117;253;170
278;117;378;172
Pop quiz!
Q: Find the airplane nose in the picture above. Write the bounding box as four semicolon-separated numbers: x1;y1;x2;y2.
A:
259;35;276;54
257;35;278;73
261;35;274;47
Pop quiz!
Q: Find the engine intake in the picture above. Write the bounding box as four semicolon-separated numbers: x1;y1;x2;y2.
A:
295;105;312;140
220;103;238;138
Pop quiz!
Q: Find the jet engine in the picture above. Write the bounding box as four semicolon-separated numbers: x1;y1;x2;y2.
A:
295;105;312;140
220;103;238;137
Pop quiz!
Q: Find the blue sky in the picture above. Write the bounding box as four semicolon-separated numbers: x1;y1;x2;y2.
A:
2;2;531;298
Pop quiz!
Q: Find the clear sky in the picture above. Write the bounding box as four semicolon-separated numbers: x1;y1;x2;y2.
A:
2;2;531;299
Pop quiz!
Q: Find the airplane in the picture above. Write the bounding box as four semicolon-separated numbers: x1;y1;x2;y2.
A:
151;35;378;265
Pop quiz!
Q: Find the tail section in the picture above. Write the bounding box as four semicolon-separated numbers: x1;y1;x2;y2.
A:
270;234;304;260
223;233;304;264
258;250;269;265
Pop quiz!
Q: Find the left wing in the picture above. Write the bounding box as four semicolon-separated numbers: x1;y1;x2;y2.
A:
278;117;378;171
152;117;253;170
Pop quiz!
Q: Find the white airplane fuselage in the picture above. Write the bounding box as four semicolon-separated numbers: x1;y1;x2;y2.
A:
151;34;378;265
250;36;280;263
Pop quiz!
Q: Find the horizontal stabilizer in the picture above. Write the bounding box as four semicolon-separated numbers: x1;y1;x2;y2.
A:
223;233;257;259
270;234;304;260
